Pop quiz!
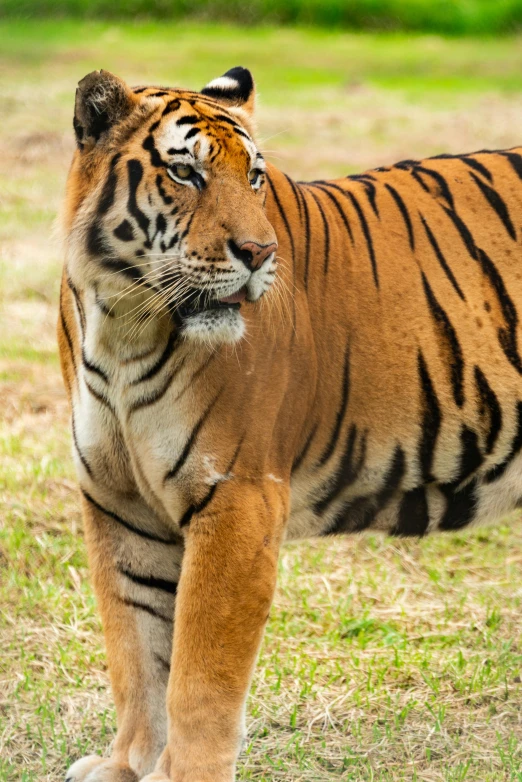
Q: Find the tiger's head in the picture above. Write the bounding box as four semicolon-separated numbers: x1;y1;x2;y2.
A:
64;67;278;345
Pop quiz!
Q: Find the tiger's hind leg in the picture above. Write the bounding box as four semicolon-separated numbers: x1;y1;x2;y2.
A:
65;493;182;781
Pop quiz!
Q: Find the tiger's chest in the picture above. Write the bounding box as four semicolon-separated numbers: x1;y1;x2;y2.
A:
71;296;216;530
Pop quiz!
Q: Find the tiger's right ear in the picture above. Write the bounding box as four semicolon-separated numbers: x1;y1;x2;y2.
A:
201;67;256;116
74;70;137;150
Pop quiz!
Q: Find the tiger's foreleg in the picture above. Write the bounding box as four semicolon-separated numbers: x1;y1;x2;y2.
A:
143;480;287;782
66;495;183;782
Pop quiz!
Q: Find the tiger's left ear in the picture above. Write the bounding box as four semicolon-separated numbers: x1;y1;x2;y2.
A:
201;67;255;116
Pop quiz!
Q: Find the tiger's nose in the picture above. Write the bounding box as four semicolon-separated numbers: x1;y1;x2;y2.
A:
239;241;278;270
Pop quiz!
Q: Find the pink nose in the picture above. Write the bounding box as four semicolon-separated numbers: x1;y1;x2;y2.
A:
240;241;277;270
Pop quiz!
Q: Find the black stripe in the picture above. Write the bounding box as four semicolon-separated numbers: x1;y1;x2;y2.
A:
308;189;330;274
442;206;478;260
410;169;431;196
142;133;163;168
420;214;465;301
87;153;121;256
395;159;419;170
72;414;93;478
314;424;366;517
163;390;222;483
213;114;240;128
66;276;86;334
100;258;147;285
120;567;178;595
414;166;455;209
156;174;173;205
470;173;516;240
421;272;465;408
131;331;178;385
113;219;135;242
451;425;484;487
85;378;116;415
162;98;181;115
300;187;312;288
266;175;295;260
131;351;214;415
354;445;405;531
127;159;151;246
417;350;442;483
129;355;188;413
326;445;405;534
362;180;379;217
184;127;200;141
232;127;249;140
179;211;195;242
477;248;522;374
390;486;429;537
292;421;319;472
283;173;303;222
97;153;121;214
501;151;522;180
82;348;109;383
322;183;378;287
350;173;377;182
121;597;173;624
439;478;478;531
177;115;199;126
384;184;415;251
313;184;354;243
59;296;77;375
485;401;522;484
317;344;350;466
179;435;245;528
82;489;178;544
474;366;502;455
461;156;493;181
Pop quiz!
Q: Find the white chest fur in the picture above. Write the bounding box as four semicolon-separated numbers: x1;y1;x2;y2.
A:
71;286;204;530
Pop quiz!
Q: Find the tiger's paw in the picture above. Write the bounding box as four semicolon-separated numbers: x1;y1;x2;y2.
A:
65;756;139;782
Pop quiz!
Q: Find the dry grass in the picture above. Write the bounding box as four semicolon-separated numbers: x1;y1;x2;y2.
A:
2;21;522;782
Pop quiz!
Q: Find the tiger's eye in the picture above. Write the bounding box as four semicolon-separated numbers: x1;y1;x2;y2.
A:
173;164;193;179
248;168;262;186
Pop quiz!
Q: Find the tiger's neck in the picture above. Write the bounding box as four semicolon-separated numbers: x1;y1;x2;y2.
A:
81;277;174;369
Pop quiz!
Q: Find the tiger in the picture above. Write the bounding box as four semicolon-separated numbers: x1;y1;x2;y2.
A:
59;65;522;782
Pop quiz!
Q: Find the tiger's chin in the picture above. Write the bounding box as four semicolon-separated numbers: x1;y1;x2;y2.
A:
181;308;246;346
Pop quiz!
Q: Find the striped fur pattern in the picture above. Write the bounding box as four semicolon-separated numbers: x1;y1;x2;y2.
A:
59;67;522;782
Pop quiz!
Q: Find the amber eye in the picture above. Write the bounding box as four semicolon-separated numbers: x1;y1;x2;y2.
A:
248;168;263;189
168;164;194;181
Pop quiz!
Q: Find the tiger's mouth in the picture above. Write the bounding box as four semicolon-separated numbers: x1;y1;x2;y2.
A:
177;285;248;319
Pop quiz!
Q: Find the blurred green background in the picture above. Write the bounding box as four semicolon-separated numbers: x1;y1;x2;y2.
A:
3;0;522;35
3;4;522;782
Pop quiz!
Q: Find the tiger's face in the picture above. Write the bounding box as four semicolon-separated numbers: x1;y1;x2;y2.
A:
65;67;278;344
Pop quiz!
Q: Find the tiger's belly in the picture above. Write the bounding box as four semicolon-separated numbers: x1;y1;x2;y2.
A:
287;446;522;540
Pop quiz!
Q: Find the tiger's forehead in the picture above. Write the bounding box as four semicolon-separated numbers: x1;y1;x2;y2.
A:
140;90;258;168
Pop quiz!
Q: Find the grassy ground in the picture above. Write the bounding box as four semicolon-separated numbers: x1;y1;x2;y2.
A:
3;21;522;782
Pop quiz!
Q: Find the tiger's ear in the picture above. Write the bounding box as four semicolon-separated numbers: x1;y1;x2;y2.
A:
201;67;255;116
74;70;137;150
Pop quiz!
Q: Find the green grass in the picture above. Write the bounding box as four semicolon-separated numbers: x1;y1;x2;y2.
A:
3;19;522;782
5;0;522;36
